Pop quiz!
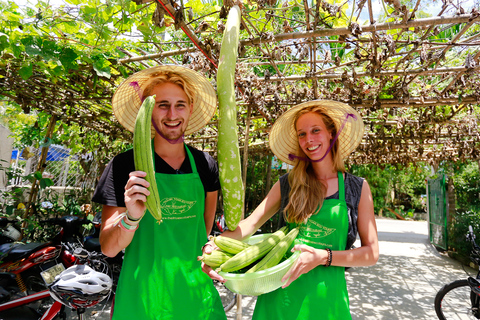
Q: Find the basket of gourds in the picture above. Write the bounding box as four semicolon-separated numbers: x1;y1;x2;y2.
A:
200;227;300;296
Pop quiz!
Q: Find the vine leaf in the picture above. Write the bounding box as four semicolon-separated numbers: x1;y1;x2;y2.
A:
19;65;33;80
59;48;78;71
0;33;8;52
93;58;112;79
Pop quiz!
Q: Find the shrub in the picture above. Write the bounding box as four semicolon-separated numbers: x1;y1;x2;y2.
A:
448;209;480;258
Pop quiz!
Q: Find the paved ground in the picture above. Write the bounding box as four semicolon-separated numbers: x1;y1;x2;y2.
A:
225;218;478;320
346;218;477;320
3;218;477;320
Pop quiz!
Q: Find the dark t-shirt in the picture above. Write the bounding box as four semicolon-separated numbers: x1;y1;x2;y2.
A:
277;172;364;250
92;145;220;207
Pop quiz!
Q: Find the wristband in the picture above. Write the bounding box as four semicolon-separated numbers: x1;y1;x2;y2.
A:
125;210;142;224
325;248;332;267
119;217;139;232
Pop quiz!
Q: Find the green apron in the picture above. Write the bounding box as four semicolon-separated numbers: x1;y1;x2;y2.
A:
252;172;351;320
112;146;226;320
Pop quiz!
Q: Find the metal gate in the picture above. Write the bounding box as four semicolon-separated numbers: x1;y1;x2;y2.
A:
427;174;448;250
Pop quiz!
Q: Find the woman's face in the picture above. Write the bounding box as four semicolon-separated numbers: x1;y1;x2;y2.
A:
295;111;333;161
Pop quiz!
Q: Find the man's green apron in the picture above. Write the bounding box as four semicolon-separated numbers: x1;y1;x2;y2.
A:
112;146;226;320
253;172;351;320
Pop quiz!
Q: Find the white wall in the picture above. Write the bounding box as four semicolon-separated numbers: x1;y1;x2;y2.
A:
0;124;14;189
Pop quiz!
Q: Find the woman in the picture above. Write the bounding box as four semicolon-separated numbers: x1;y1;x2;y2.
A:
203;100;379;319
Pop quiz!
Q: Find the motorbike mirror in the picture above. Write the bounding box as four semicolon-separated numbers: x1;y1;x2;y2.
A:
73;247;89;259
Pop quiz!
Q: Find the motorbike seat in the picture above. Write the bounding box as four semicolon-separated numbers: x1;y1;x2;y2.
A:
83;237;101;253
0;242;49;263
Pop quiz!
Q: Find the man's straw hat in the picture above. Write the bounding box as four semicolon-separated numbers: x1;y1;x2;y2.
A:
269;100;364;165
112;65;217;136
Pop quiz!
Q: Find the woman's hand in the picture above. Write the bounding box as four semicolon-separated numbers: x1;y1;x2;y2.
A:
124;171;149;220
281;244;327;288
199;239;226;282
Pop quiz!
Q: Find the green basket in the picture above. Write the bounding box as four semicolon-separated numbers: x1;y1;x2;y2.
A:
218;233;300;296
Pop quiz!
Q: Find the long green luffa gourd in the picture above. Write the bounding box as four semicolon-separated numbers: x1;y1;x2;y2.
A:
133;95;162;223
217;5;243;231
246;227;299;273
217;227;288;273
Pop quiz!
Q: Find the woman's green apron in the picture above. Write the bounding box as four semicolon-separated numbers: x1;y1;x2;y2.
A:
253;172;351;320
112;146;226;320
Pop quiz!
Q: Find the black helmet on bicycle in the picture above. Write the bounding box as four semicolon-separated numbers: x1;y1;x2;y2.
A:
49;264;113;309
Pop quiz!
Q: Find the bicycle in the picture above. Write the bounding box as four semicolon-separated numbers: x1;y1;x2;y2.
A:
434;225;480;319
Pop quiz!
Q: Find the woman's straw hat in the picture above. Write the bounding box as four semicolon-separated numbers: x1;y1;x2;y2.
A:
112;65;217;136
269;100;364;165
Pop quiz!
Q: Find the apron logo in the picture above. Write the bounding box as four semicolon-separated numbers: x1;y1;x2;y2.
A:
161;197;196;216
300;220;335;238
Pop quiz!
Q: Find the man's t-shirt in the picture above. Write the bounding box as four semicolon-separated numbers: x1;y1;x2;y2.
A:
92;145;220;207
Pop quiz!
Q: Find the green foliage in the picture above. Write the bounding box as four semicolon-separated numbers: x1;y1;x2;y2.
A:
393;165;429;209
428;23;462;43
349;163;428;218
0;160;29;215
0;158;92;242
448;209;480;258
451;161;480;212
349;164;391;214
428;160;480;257
0;0;171;84
2;101;128;170
242;153;282;232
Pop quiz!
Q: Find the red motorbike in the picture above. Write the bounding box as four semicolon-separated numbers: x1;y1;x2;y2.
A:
0;244;114;320
0;215;121;316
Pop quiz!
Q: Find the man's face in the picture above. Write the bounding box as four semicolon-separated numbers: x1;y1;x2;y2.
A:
150;82;193;141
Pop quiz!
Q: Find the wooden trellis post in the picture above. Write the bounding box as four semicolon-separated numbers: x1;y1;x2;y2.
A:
242;104;253;190
235;103;253;319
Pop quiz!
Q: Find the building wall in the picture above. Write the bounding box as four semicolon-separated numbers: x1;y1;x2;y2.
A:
0;124;14;189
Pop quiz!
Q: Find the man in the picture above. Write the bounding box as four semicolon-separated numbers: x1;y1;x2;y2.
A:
92;66;226;320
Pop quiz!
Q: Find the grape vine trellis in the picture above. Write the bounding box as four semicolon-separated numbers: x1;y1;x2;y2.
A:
1;0;480;167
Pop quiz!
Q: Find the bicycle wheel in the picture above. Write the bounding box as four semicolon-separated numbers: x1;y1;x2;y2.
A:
434;279;480;320
213;280;237;312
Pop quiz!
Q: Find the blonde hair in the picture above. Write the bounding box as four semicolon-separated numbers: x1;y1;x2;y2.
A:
143;72;195;106
285;106;346;224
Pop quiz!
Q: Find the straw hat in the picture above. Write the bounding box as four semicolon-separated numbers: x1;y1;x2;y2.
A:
112;65;217;136
269;100;364;165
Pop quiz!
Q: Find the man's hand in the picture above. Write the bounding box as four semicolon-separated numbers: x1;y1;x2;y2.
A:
124;171;149;220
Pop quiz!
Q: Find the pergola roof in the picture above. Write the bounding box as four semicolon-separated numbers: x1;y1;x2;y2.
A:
1;0;480;166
